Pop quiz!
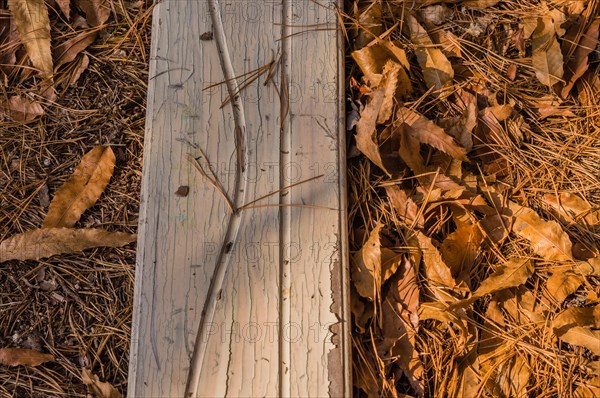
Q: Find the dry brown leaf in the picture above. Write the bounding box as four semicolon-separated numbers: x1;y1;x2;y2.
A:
352;223;401;302
552;306;600;355
0;95;44;122
419;4;452;26
533;97;577;119
441;224;484;282
510;202;573;261
462;0;500;8
53;29;98;69
352;43;411;93
68;54;90;86
82;368;123;398
354;1;383;49
0;13;20;74
438;91;477;151
75;0;110;26
561;19;599;98
355;88;390;174
531;16;564;87
385;185;424;229
0;228;136;262
452;258;534;309
415;231;457;288
7;0;52;77
496;286;544;324
54;0;70;18
543;192;600;226
0;348;54;367
397;107;468;161
406;15;453;92
382;258;423;395
378;61;401;123
418;301;467;334
545;258;600;304
44;146;116;228
479;214;512;245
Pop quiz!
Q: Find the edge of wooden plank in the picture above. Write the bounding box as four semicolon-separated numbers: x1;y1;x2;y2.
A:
328;0;352;395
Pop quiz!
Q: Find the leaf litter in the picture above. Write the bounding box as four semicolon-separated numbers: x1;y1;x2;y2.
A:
0;0;149;395
347;0;600;396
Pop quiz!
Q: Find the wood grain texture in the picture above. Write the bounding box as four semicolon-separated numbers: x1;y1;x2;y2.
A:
128;1;350;396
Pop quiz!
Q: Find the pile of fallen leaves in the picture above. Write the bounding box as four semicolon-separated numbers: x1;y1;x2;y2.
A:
346;0;599;396
1;0;138;121
1;0;150;396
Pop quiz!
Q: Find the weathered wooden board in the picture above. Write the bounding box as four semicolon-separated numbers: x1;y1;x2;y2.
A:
128;0;350;396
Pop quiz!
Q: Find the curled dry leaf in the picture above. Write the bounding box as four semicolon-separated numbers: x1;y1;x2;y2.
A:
531;16;564;87
354;1;383;49
351;43;411;95
385;185;424;229
351;223;401;302
378;61;401;123
552;306;600;355
462;0;500;8
510;201;573;261
53;28;98;69
479;214;512;245
397;107;468;161
7;0;53;77
382;258;424;395
545;258;600;304
418;301;467;335
68;54;90;86
441;224;484;282
452;258;534;309
82;368;123;398
44;145;116;228
0;12;20;74
0;95;44;122
560;19;600;98
0;347;54;367
415;231;457;289
54;0;70;18
542;192;600;226
355;88;389;174
0;228;136;262
75;0;111;26
419;4;452;26
406;15;453;93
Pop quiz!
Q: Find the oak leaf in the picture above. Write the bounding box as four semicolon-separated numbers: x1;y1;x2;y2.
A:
44;145;116;228
0;228;136;262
